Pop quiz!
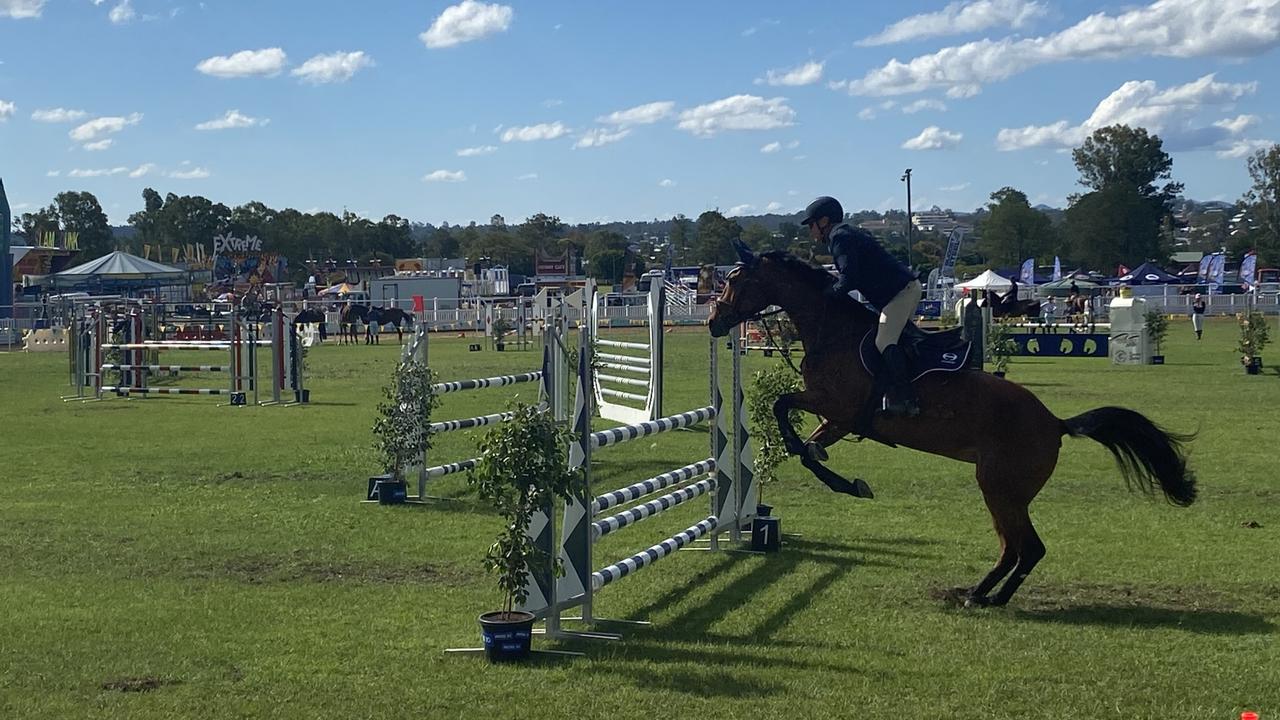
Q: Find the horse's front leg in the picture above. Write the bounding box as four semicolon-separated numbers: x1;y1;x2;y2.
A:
772;392;809;457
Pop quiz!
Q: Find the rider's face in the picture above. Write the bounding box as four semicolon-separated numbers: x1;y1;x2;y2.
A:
808;219;826;243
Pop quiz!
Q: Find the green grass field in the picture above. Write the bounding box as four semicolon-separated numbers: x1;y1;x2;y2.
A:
1;318;1277;719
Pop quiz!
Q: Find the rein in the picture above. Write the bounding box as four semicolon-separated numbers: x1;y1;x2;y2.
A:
749;307;803;377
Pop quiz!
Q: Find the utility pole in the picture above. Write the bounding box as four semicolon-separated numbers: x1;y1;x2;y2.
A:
901;168;913;269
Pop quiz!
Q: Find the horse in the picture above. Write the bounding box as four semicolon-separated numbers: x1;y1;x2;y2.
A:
370;307;414;343
339;304;367;345
707;247;1196;608
293;308;328;342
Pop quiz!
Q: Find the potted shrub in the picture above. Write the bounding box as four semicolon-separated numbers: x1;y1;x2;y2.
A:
1237;311;1271;375
1144;309;1169;365
370;361;439;503
491;317;513;351
746;365;803;551
986;321;1017;378
468;401;582;662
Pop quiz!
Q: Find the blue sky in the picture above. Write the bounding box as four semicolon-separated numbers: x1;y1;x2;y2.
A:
2;0;1278;225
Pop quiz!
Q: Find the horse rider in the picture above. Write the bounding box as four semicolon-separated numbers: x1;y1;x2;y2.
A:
801;195;922;417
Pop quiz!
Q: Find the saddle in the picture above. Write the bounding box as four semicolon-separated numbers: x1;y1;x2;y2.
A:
851;323;972;446
858;322;972;381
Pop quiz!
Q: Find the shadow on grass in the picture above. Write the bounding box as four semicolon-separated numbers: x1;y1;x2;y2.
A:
1013;605;1275;635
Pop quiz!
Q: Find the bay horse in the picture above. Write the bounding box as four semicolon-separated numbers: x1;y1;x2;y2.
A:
339;304;366;345
366;307;415;344
707;248;1196;608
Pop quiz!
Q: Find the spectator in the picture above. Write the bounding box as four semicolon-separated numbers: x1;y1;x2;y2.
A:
1191;293;1206;340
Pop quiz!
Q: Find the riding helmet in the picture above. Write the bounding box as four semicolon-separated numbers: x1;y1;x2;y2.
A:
800;196;843;226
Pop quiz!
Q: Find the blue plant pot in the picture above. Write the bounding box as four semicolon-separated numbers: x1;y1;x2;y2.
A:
478;611;535;662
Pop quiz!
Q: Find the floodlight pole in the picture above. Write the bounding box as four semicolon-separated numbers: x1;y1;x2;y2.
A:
901;168;913;269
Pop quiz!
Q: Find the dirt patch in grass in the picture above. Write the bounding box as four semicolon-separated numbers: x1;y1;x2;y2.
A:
200;556;476;586
930;581;1237;612
101;676;180;693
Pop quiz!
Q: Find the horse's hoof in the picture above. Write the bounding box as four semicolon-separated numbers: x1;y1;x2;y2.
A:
963;594;992;609
805;442;828;462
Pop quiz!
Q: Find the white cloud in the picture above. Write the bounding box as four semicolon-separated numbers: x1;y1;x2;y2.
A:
765;201;784;212
130;163;155;178
291;51;373;84
420;1;513;49
843;0;1280;97
1214;115;1259;134
69;166;130;177
196;48;288;78
574;127;630;149
859;0;1047;46
902;126;963;150
195;109;269;130
995;74;1258;151
0;99;13;120
857;107;877;121
676;94;796;137
456;145;497;156
903;99;947;114
32;107;87;123
757;60;824;87
500;122;569;142
108;0;134;23
69;112;141;142
786;140;800;149
658;178;676;187
1217;138;1275;159
597;101;675;127
169;167;210;179
542;99;563;107
46;170;60;177
1;0;43;19
940;182;971;191
516;172;538;180
83;139;113;151
760;141;781;153
423;169;466;182
727;204;754;216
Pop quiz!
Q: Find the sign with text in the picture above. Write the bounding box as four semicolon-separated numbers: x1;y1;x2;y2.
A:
212;233;285;287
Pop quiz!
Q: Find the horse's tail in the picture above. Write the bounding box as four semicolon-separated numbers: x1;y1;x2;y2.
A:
1060;407;1197;507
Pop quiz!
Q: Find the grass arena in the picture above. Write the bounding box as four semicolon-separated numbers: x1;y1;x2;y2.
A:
1;318;1277;719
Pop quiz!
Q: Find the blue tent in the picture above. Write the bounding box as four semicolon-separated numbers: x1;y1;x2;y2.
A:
1117;262;1183;285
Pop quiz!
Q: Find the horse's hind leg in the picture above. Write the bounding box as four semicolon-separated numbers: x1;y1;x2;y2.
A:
968;469;1045;607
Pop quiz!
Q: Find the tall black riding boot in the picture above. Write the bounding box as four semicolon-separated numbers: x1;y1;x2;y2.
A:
879;344;921;417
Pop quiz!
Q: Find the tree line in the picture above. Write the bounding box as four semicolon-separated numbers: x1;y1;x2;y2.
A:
12;125;1280;284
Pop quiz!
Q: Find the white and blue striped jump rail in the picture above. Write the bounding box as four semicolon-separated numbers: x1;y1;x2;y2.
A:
598;352;649;365
101;386;230;395
591;516;718;591
596;372;649;388
430;371;543;395
429;411;515;434
599;387;648;403
591;458;716;514
597;338;649;351
101;364;231;372
591;477;716;541
589;406;715;450
598;361;649;375
423;457;479;478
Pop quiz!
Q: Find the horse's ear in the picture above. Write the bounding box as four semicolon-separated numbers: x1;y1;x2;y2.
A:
731;237;755;265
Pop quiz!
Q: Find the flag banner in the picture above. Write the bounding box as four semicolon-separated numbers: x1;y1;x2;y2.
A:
1210;253;1226;287
1198;255;1212;281
1052;256;1061;282
1020;258;1034;285
1240;252;1258;289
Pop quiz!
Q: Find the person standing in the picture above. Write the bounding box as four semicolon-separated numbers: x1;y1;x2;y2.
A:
1191;293;1206;340
801;195;921;417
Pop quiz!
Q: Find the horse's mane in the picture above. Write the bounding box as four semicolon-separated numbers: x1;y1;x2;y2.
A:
759;251;879;326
